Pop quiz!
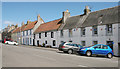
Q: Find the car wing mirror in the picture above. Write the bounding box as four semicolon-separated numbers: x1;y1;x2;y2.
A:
94;47;97;49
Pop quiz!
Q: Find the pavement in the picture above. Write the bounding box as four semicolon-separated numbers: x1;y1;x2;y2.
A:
2;43;119;67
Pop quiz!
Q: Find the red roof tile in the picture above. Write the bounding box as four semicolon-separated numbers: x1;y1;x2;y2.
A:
23;21;37;31
34;18;62;34
12;27;20;33
12;24;26;33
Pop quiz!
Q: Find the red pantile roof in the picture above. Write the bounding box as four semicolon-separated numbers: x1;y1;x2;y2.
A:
23;21;37;31
12;24;26;33
34;18;62;34
12;27;20;33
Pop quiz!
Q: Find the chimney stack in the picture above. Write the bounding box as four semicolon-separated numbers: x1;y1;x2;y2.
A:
7;25;10;28
22;22;24;26
27;20;30;25
62;9;70;23
84;6;91;15
37;14;40;22
15;24;18;28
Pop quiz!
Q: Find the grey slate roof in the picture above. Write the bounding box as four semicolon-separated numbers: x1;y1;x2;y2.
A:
61;6;119;30
62;14;88;30
81;6;120;27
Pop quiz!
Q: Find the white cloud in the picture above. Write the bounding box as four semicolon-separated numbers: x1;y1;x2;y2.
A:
4;21;14;25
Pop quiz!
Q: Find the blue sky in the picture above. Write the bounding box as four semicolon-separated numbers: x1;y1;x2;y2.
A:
2;2;118;29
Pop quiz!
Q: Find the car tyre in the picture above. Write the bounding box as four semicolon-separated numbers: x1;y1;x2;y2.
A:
86;51;92;57
107;53;113;59
68;49;73;54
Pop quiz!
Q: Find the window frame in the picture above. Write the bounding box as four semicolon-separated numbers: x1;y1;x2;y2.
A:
106;24;112;36
45;32;47;37
81;27;86;37
81;41;86;46
30;29;32;35
51;32;54;38
60;30;63;37
39;33;41;38
92;26;98;36
69;29;72;37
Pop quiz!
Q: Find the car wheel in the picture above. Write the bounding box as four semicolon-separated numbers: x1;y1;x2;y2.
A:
68;49;73;54
86;51;92;57
107;53;113;59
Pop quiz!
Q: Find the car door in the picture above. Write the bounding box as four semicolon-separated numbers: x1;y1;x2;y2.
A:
95;45;108;55
94;45;102;55
73;44;79;51
100;45;109;55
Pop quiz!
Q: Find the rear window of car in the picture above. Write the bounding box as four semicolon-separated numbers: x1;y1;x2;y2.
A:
65;43;74;46
61;42;65;45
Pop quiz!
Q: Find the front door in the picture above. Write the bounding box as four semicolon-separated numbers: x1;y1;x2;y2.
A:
33;39;35;46
118;43;120;56
37;40;39;46
107;41;113;50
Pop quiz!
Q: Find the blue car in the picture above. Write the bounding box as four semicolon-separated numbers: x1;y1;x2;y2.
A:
79;44;113;58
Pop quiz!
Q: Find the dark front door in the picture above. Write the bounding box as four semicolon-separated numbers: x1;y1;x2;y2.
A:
37;40;39;46
107;41;113;50
118;43;120;56
33;39;35;46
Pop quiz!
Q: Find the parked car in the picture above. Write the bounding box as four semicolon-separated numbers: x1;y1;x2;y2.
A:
79;44;113;58
0;40;2;43
58;42;83;54
5;40;18;45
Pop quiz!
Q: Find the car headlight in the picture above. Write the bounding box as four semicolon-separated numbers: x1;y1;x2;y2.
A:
81;48;85;50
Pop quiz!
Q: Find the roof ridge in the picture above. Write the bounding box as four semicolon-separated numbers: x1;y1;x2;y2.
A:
41;18;62;25
91;6;119;13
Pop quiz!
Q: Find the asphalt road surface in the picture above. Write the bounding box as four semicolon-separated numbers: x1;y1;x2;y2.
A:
2;43;118;67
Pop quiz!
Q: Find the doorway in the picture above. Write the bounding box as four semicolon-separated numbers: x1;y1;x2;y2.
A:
37;40;39;46
106;41;113;50
118;43;120;56
33;39;35;46
53;40;56;46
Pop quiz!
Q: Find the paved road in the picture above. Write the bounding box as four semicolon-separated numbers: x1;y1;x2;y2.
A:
2;43;118;67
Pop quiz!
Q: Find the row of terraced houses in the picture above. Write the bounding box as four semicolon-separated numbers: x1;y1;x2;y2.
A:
11;6;120;56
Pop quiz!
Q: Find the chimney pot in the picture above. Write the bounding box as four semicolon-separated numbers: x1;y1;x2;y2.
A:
84;6;91;15
62;9;70;23
27;20;30;25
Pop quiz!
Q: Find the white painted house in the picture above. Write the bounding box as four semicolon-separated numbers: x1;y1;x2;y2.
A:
22;15;44;45
34;18;62;48
32;6;119;56
57;6;120;56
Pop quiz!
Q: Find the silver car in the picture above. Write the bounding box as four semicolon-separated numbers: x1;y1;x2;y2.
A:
58;42;83;54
